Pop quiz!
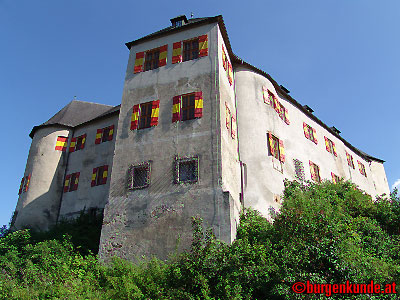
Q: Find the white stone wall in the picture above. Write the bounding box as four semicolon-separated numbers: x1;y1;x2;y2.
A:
13;126;72;230
235;66;390;218
58;114;118;219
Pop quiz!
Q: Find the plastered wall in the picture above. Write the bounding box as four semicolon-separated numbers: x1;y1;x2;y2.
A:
235;66;390;218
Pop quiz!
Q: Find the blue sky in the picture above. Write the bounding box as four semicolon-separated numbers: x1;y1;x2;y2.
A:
1;0;399;226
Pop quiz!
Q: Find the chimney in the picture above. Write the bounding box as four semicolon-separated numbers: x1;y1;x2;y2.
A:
280;85;290;94
170;15;188;28
303;105;314;113
330;126;341;135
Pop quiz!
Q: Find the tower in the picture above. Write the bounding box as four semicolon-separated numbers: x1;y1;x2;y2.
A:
98;15;242;261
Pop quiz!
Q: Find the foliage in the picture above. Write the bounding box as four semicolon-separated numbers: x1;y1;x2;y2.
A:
1;181;399;299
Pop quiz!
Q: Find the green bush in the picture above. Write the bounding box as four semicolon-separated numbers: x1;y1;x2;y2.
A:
1;181;399;299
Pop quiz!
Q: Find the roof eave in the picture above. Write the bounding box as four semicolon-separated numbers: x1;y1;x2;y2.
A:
125;15;222;50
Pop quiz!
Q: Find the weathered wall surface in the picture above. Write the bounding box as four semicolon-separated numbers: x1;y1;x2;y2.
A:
235;66;390;218
217;25;241;241
99;22;234;261
13;126;71;231
58;115;118;219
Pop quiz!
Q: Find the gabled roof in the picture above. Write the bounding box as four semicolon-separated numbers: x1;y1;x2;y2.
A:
29;100;119;138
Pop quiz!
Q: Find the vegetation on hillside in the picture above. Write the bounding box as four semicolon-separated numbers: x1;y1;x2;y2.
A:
1;180;399;299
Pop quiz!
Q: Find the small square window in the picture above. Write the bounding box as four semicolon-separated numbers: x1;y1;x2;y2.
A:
183;39;199;62
175;156;199;184
128;162;151;189
144;49;160;71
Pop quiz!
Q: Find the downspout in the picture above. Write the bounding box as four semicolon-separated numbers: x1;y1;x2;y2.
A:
55;127;75;224
233;62;245;209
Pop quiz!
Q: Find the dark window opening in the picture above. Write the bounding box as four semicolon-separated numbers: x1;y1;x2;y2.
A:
102;128;110;143
183;39;199;62
181;93;195;121
69;173;77;191
144;49;160;71
75;136;84;150
96;166;105;186
129;162;151;189
139;102;153;129
178;160;198;183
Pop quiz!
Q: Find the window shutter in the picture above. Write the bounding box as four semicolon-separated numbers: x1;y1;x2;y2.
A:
64;174;71;193
331;172;336;183
332;142;337;157
358;160;362;175
309;161;316;181
284;108;290;125
102;165;108;184
198;34;208;57
158;45;168;67
268;92;274;107
222;47;227;70
24;174;31;192
134;51;144;73
131;104;140;130
172;42;182;64
81;134;87;149
228;62;233;85
73;172;80;190
69;137;76;153
262;87;268;104
268;132;275;157
150;100;160;126
324;137;330;153
91;168;98;187
172;96;181;122
231;115;236;139
18;177;25;195
225;103;231;131
108;125;114;141
55;136;68;151
312;128;318;144
95;129;103;144
303;122;310;139
194;92;203;118
279;139;285;163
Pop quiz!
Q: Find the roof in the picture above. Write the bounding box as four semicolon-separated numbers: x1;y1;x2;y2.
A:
125;16;218;49
29;15;383;163
29;100;120;138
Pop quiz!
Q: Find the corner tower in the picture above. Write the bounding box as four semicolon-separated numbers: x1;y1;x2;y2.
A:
99;15;242;261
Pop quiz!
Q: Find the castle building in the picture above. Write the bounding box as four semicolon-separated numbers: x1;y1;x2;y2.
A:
12;15;390;261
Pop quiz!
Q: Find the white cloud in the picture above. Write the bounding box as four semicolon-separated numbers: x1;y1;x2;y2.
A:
391;179;400;191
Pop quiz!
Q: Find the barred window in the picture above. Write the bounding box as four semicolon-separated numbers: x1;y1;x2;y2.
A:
175;156;199;184
293;159;305;182
128;162;151;189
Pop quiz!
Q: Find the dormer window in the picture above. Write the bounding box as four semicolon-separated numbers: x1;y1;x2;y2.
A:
170;15;188;28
